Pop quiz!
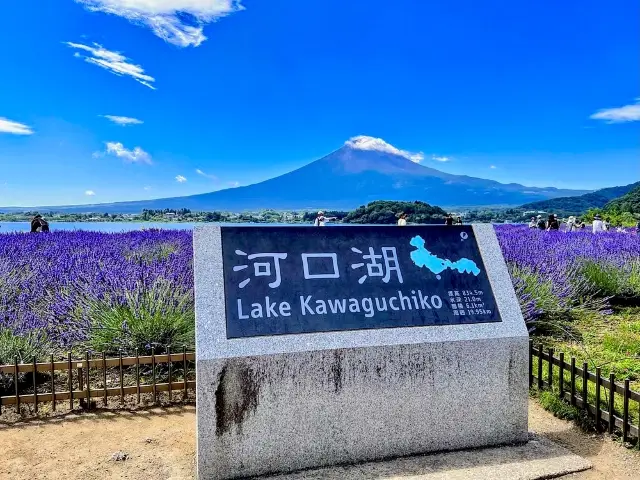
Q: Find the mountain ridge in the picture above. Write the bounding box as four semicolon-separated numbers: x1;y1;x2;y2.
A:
1;136;590;213
520;181;640;215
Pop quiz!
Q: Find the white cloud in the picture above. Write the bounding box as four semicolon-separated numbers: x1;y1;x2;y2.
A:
227;181;239;187
590;98;640;123
105;141;152;164
345;135;424;163
143;186;152;190
102;115;143;126
196;168;217;180
490;165;497;169
75;0;245;48
0;117;33;135
176;175;187;183
65;42;156;89
85;190;96;196
431;154;451;162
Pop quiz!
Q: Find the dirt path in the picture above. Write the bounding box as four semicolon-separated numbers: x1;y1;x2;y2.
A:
0;401;638;480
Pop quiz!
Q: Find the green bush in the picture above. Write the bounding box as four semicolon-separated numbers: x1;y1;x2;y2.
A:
83;279;195;356
0;327;49;393
0;327;48;365
581;260;640;301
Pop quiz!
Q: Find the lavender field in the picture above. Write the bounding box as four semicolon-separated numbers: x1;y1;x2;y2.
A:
0;226;639;364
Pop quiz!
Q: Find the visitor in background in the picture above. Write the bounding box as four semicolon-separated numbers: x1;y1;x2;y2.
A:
528;217;537;228
30;214;48;233
592;214;605;233
397;213;407;226
604;217;611;231
636;220;640;234
566;216;576;232
314;211;336;227
536;215;546;230
445;214;454;226
546;214;560;231
456;216;463;225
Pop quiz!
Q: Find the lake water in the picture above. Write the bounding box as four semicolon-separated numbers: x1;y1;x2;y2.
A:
0;221;316;233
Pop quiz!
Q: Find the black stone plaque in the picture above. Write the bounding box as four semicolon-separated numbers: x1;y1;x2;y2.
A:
221;225;502;338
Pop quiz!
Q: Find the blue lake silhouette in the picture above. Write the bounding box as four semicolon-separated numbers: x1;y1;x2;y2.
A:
409;235;481;277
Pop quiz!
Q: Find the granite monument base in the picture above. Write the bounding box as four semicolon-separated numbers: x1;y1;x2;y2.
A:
194;224;530;480
197;336;528;479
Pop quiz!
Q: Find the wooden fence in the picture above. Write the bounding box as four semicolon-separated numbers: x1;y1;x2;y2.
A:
0;348;195;414
3;341;640;442
530;340;640;443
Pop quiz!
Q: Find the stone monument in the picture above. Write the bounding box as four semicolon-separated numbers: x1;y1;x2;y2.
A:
194;224;529;480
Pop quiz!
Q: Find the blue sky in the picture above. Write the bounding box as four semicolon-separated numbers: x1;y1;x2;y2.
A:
0;0;639;207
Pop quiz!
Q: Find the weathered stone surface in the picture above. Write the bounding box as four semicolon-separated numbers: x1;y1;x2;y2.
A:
194;224;529;480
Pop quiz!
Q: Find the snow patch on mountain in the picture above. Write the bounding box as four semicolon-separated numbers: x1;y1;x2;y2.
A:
345;135;425;163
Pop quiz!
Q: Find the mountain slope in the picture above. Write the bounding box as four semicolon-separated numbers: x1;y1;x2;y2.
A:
605;185;640;213
520;181;640;215
2;136;589;213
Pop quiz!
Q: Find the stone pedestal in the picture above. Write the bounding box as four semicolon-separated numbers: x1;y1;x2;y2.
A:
194;224;529;480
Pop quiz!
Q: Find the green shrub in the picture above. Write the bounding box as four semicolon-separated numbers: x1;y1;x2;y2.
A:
0;327;48;365
83;279;195;355
581;260;640;301
0;327;49;393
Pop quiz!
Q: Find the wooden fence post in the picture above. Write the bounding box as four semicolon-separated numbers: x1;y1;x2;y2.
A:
608;373;615;434
537;345;543;390
14;357;20;414
68;352;73;410
582;362;589;414
32;356;38;413
50;354;56;412
529;340;533;388
570;357;576;406
102;352;108;407
559;352;565;399
623;379;630;443
85;351;91;408
595;368;602;432
548;348;554;391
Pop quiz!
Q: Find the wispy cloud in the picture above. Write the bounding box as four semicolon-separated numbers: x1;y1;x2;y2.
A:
102;115;143;126
65;41;156;89
196;168;217;180
590;98;640;123
85;190;96;196
104;141;152;164
0;117;33;135
75;0;245;48
143;186;152;191
176;175;187;183
228;181;240;187
345;135;424;163
431;154;451;162
490;165;497;169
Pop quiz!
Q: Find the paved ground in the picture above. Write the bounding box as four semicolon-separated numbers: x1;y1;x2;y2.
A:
0;400;638;480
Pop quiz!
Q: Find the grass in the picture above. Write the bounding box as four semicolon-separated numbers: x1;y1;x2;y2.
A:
535;308;640;387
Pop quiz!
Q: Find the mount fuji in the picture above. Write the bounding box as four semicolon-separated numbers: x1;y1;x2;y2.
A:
3;136;588;213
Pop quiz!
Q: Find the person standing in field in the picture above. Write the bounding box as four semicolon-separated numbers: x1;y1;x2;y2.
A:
566;216;576;232
397;213;407;226
314;211;336;226
445;214;454;226
528;217;537;228
30;214;49;233
536;215;546;230
592;214;606;233
546;214;560;231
